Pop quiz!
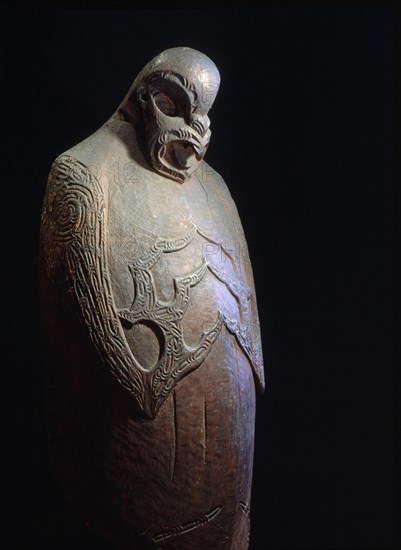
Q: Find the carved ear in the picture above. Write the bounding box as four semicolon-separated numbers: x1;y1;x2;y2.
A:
135;83;149;107
118;91;141;124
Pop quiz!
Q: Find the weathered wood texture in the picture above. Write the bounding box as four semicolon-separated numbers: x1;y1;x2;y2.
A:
40;47;264;549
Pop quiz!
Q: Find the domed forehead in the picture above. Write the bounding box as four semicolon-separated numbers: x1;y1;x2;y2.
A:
138;47;220;114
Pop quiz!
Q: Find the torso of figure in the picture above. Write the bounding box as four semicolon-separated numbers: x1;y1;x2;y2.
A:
105;121;252;366
42;116;262;549
65;116;263;394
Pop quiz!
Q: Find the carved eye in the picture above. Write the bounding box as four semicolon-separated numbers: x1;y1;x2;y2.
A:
139;92;149;102
154;92;179;117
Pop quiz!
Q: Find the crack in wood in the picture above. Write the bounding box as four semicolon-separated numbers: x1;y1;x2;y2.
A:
203;396;207;465
171;391;178;483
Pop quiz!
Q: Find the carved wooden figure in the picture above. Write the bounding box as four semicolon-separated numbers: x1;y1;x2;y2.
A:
40;47;264;549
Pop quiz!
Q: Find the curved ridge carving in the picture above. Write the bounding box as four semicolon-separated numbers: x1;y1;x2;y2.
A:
118;230;225;416
196;227;264;390
41;155;145;408
41;154;263;418
152;505;222;545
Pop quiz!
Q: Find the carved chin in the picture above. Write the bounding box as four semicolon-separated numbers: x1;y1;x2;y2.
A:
149;139;205;184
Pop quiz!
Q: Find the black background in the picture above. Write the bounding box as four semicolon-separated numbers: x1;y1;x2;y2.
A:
1;5;398;550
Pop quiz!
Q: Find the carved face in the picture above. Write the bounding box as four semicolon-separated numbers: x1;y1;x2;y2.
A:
136;72;215;183
119;48;220;183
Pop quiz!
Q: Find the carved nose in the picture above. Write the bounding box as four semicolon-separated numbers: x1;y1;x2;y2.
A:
190;115;210;137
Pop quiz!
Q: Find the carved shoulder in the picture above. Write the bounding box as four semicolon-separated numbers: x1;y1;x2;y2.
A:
41;154;104;282
40;154;148;412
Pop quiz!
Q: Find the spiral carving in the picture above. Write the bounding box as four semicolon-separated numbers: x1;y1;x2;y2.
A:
41;154;145;412
40;154;263;418
51;184;94;243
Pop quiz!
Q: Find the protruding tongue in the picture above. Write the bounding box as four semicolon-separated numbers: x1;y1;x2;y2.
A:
173;142;198;168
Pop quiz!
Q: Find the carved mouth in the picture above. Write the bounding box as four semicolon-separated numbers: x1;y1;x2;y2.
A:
169;140;203;169
149;129;210;183
149;127;210;183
